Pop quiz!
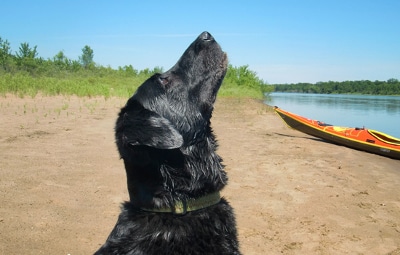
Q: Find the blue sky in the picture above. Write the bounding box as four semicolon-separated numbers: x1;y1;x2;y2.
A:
1;0;399;84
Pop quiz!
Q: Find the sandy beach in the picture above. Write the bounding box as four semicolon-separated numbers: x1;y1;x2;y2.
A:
1;95;399;254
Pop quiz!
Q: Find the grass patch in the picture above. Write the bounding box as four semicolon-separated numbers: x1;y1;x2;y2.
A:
0;73;144;98
0;69;268;99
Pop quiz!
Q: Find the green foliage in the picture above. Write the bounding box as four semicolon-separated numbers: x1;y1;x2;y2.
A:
79;45;94;69
271;79;400;95
0;35;267;98
14;42;40;73
16;42;38;59
221;65;271;98
0;37;12;71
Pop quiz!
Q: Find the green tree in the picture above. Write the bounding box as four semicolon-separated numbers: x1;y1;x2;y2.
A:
387;78;399;84
79;45;94;69
0;37;12;71
16;42;38;59
53;50;69;68
15;42;38;72
54;50;66;61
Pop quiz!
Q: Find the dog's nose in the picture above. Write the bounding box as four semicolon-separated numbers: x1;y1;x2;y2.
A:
200;31;213;41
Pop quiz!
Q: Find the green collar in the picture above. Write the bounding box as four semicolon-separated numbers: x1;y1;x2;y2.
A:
141;192;221;215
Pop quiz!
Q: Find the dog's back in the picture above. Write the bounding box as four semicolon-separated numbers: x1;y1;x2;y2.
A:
95;32;240;255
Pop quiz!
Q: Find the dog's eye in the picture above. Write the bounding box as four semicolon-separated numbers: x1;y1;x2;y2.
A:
158;76;169;86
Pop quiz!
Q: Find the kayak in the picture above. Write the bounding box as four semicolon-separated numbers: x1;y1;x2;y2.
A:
274;106;400;160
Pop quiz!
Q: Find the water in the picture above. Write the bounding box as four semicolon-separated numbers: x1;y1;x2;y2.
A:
265;93;400;138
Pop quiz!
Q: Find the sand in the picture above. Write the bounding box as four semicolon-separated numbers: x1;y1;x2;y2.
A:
0;95;399;254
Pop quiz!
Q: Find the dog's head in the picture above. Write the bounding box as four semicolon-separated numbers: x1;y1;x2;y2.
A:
115;32;228;202
116;31;227;154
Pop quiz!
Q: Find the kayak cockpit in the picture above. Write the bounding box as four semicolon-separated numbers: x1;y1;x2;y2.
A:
368;130;400;146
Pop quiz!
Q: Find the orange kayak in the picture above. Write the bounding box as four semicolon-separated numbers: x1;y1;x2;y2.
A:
274;106;400;160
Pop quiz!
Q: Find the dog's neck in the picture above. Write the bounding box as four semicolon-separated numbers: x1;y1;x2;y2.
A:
140;191;221;215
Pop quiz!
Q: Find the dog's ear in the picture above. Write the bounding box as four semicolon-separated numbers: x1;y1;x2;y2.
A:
117;104;183;150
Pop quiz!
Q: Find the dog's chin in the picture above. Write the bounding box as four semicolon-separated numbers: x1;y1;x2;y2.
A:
217;52;228;84
214;52;228;79
222;52;228;70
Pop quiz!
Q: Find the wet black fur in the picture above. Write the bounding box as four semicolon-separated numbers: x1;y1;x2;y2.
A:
95;32;240;255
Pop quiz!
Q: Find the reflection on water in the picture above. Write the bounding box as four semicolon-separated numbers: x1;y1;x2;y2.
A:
266;93;400;138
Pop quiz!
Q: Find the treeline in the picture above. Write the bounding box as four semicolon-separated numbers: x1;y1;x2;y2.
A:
0;36;168;77
272;79;400;95
0;36;269;98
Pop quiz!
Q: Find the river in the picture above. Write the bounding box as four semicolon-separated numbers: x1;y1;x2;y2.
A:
265;93;400;138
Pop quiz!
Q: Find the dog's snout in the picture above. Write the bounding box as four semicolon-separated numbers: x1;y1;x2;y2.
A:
200;31;213;41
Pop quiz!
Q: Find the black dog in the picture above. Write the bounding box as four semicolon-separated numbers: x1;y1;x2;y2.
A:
95;32;241;255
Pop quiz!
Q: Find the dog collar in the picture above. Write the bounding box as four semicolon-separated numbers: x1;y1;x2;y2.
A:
141;192;221;215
